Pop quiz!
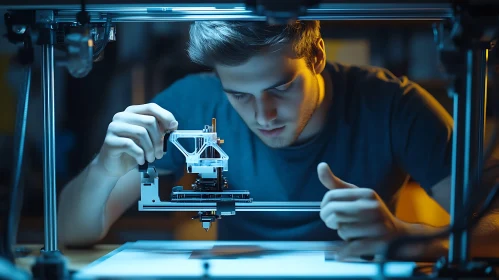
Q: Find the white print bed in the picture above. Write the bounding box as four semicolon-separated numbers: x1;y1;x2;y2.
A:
73;241;418;279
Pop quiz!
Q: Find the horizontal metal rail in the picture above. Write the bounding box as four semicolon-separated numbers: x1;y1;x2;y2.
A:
1;2;454;22
139;201;321;212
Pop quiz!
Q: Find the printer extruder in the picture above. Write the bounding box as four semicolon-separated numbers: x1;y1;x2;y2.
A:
138;118;321;231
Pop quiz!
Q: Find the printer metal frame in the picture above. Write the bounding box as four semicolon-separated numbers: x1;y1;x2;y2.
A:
0;0;495;279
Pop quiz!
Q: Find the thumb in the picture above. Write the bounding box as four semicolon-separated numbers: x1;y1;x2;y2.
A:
317;162;357;190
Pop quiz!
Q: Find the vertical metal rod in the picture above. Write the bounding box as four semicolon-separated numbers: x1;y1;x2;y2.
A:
210;118;216;158
463;47;487;262
469;48;488;181
42;44;58;252
448;47;488;265
449;70;466;265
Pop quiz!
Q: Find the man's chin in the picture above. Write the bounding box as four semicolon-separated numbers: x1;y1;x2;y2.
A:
248;126;294;148
257;134;293;148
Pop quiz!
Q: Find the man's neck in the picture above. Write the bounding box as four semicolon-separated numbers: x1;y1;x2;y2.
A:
314;69;333;131
294;68;333;145
318;70;333;121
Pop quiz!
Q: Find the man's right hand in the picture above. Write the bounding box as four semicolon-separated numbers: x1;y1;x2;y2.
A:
96;103;178;177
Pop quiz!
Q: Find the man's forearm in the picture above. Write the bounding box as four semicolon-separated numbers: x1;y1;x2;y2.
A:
402;220;449;257
468;213;499;257
58;156;120;246
402;220;448;236
400;215;499;258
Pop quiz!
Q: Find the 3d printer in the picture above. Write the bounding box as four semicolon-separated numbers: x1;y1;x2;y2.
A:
138;118;253;231
137;117;320;231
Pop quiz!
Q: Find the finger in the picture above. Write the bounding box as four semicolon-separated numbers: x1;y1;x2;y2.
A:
320;188;376;208
108;122;155;163
320;200;380;217
105;135;145;165
337;223;387;241
323;213;361;230
317;162;357;190
322;212;339;229
336;239;384;261
320;202;362;224
113;111;164;159
323;212;365;230
320;190;355;209
320;201;356;218
317;162;337;190
324;200;383;219
124;103;178;132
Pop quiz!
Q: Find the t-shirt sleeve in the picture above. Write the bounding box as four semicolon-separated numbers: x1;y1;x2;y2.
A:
390;78;453;193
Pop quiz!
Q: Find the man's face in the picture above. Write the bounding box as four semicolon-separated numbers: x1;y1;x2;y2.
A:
215;46;325;148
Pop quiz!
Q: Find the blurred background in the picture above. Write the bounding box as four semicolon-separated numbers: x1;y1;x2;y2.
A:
0;18;497;245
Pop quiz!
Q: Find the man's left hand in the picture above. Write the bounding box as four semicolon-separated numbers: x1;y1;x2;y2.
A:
317;162;408;259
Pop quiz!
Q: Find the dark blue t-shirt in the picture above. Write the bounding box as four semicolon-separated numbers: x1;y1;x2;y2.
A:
151;62;453;241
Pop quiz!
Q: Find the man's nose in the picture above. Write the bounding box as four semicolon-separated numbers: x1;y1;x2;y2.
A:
254;92;277;126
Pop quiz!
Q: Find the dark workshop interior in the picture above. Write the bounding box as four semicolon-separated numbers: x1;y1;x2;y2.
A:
0;18;498;245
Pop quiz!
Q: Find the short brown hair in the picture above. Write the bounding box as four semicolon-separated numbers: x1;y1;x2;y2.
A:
187;20;321;68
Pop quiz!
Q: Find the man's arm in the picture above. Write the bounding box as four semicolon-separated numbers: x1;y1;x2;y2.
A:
57;73;210;247
431;119;499;215
397;174;499;258
431;175;499;216
428;172;499;257
58;156;142;247
58;103;182;247
58;154;180;247
388;76;499;257
402;127;499;258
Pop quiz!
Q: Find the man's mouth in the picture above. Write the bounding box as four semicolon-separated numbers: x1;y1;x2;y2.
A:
258;126;285;137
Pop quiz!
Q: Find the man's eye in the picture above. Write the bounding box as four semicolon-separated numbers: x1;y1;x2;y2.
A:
274;83;292;92
232;93;247;100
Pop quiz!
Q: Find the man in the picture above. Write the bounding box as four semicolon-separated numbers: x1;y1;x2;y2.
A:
58;20;499;260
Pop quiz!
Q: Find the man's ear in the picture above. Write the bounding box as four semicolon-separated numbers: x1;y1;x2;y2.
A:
313;38;326;74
